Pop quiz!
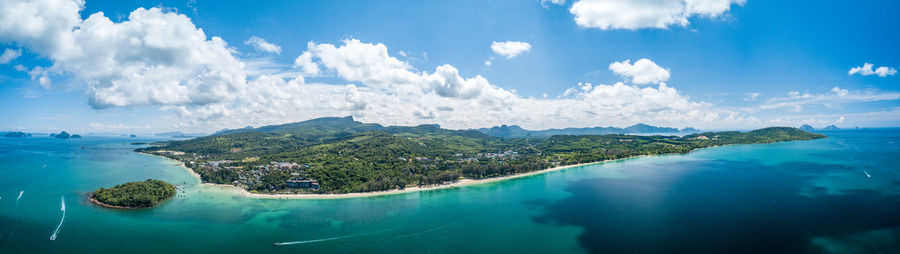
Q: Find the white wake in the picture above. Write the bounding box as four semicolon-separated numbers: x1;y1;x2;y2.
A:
50;196;65;241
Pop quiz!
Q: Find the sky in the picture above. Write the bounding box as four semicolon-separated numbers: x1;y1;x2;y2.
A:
1;0;898;134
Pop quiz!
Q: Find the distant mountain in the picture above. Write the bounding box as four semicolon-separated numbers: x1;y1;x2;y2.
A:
798;124;840;131
2;131;31;138
156;131;184;137
799;124;815;132
624;123;679;133
212;126;256;136
473;123;691;138
156;131;206;138
53;131;71;139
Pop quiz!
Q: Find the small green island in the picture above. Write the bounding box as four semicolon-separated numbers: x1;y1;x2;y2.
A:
91;179;176;209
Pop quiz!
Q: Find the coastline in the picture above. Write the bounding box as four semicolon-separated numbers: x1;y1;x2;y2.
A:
88;196;143;210
137;140;812;200
138;151;675;200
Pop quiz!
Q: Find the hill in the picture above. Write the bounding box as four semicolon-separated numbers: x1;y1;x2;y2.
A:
473;123;693;138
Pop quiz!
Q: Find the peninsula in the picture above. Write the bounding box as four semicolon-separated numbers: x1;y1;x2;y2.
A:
138;117;824;196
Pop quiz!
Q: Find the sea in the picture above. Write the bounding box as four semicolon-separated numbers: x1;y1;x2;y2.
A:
1;129;898;254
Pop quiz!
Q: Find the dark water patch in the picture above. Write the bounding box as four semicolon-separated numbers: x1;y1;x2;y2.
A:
529;160;900;254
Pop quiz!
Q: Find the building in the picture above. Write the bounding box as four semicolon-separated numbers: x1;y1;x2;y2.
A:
286;179;320;189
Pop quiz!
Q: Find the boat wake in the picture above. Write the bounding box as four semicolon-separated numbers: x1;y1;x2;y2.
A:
273;227;397;246
273;235;352;246
49;196;65;241
397;221;461;238
16;190;24;203
863;169;872;178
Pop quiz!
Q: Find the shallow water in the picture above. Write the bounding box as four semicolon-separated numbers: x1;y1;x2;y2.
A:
1;129;898;253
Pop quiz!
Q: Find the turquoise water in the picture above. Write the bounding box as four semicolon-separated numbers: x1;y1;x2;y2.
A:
1;129;898;253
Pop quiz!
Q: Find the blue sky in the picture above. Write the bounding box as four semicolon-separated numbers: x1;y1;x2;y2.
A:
1;0;898;134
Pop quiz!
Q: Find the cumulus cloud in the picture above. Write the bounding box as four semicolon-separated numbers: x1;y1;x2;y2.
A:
609;58;670;84
0;0;764;131
0;48;21;64
244;36;281;54
849;63;897;77
0;0;246;108
569;0;745;30
293;39;515;102
490;41;532;59
161;38;731;132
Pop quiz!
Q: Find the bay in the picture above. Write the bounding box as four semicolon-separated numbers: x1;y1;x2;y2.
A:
1;129;898;253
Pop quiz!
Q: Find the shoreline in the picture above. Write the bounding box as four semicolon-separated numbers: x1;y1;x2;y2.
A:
136;142;774;200
88;196;142;210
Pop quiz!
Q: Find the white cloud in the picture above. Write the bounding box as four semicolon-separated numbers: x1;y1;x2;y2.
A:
761;86;900;112
0;0;84;57
484;60;492;66
490;41;532;59
0;0;246;109
569;0;745;30
542;0;566;8
0;0;799;131
293;39;515;101
0;48;22;64
744;92;761;101
244;35;281;54
157;38;732;132
609;58;670;84
849;63;897;77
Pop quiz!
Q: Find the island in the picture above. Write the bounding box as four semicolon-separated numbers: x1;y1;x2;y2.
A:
90;179;176;209
2;131;31;138
50;131;82;139
137;117;825;196
52;131;70;139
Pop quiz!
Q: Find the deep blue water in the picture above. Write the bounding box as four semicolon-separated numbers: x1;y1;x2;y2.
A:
1;129;899;253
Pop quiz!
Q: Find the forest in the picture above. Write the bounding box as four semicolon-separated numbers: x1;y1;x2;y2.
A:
92;179;176;208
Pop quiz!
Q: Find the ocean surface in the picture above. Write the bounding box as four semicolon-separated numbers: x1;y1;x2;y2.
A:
1;129;899;253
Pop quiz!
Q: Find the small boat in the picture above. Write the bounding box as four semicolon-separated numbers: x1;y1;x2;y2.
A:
863;170;871;178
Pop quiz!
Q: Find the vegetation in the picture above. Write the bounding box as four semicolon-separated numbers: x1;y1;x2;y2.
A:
138;117;825;194
52;131;71;139
92;179;176;208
